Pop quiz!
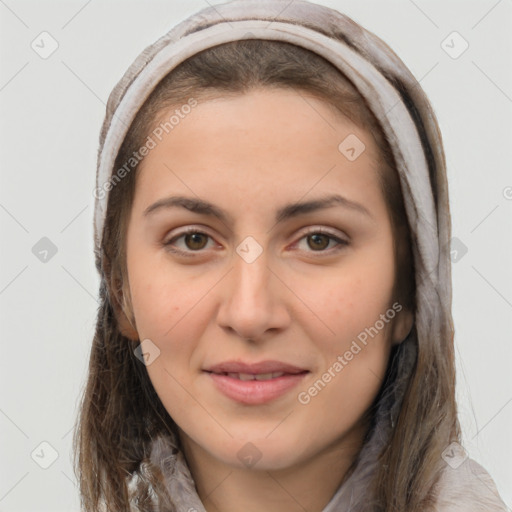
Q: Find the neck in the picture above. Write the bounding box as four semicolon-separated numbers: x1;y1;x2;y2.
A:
179;422;368;512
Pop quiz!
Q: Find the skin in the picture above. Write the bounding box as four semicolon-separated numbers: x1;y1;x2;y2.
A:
118;88;413;512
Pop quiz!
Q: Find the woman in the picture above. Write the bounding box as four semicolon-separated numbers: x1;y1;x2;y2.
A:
74;0;508;510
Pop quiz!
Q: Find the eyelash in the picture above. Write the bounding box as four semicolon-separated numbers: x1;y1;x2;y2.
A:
163;226;349;258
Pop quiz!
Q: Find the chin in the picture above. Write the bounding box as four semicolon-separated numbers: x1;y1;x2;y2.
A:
211;436;308;472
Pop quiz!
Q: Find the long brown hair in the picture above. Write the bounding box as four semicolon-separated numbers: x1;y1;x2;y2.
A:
74;39;459;511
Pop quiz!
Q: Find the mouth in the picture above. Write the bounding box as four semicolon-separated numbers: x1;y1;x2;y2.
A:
204;359;308;375
205;371;302;381
202;361;310;405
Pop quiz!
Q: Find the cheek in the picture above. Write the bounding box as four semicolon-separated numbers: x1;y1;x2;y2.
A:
126;250;220;394
302;246;396;352
126;237;199;339
128;267;205;407
130;276;204;351
295;260;396;433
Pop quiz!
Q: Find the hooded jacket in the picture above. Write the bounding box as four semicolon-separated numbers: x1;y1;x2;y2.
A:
92;1;509;510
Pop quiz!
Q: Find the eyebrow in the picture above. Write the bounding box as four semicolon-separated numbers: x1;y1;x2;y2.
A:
143;193;373;224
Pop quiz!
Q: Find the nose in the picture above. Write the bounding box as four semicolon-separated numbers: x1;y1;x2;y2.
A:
216;243;291;342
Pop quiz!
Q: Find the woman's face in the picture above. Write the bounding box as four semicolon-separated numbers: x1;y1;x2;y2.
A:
123;88;413;471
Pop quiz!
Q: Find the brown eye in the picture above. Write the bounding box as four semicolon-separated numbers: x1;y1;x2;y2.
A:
307;233;330;251
164;229;215;256
295;228;349;255
183;232;209;250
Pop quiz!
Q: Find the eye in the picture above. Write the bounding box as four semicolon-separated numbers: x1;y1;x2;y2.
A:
294;228;349;254
163;227;349;257
163;228;216;257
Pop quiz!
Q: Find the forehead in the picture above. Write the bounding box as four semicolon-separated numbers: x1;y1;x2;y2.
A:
131;88;384;220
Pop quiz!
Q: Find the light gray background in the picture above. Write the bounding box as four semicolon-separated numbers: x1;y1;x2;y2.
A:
0;0;511;510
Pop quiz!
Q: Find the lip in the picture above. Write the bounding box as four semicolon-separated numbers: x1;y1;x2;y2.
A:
204;360;308;375
203;360;309;405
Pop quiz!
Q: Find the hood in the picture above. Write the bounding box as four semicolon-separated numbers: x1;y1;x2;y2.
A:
93;0;508;510
128;433;507;511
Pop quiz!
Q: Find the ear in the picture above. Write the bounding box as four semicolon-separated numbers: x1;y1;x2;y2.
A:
112;283;140;341
390;305;414;346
